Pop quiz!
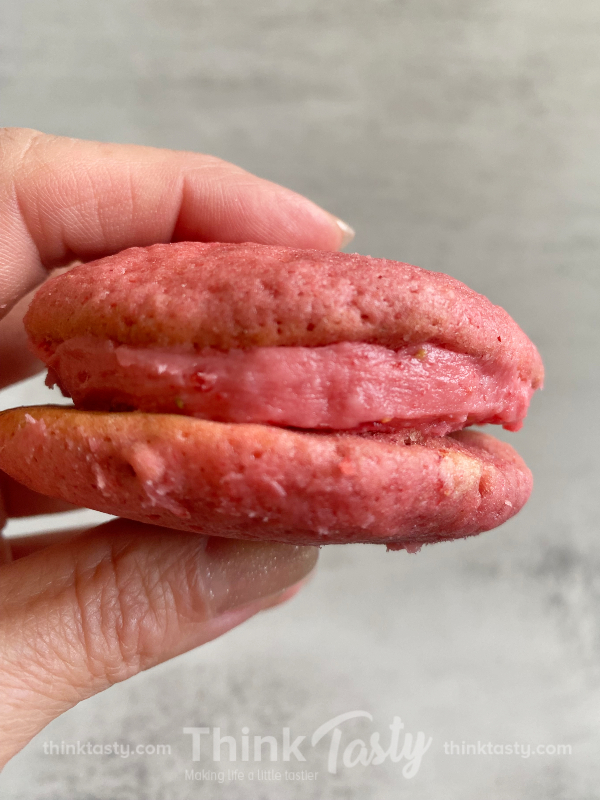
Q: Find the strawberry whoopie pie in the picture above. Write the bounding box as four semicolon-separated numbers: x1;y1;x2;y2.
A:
0;242;543;550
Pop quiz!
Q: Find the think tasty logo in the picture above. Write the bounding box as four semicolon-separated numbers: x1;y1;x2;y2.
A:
184;711;432;778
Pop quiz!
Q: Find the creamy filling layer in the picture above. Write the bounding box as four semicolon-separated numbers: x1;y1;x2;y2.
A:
45;337;534;436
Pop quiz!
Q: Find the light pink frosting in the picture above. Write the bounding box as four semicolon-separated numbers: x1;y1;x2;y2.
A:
46;337;535;436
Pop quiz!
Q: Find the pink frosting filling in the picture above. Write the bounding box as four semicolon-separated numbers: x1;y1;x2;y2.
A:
46;337;534;436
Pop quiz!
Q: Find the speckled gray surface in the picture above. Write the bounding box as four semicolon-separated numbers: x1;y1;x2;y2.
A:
1;0;600;796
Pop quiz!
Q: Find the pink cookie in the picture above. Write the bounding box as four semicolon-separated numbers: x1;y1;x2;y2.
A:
0;408;532;549
0;242;543;548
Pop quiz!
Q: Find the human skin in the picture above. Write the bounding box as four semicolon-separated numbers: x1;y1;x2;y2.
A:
0;128;353;767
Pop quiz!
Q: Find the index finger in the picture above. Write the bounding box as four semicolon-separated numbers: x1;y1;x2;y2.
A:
0;128;353;318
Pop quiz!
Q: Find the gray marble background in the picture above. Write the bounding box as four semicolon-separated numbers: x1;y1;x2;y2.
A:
1;0;599;797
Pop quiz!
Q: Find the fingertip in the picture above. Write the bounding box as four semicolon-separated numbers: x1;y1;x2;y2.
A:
200;538;319;616
266;189;355;252
172;164;353;253
201;573;316;646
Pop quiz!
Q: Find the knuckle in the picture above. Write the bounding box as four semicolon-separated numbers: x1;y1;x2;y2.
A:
0;126;43;162
0;126;41;148
179;149;243;177
0;127;47;192
71;541;186;684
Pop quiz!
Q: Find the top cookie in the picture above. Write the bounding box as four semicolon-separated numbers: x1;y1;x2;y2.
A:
25;241;543;387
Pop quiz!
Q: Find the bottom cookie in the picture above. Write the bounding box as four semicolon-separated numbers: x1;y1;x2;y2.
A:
0;406;532;549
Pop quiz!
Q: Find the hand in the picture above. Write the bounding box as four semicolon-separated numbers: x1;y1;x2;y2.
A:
0;128;352;768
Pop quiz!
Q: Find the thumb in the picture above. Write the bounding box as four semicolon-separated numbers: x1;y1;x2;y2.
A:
0;520;317;767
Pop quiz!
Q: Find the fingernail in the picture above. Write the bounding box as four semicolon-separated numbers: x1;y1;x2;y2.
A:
246;577;312;616
276;574;313;602
334;218;356;249
263;573;314;609
199;539;319;616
